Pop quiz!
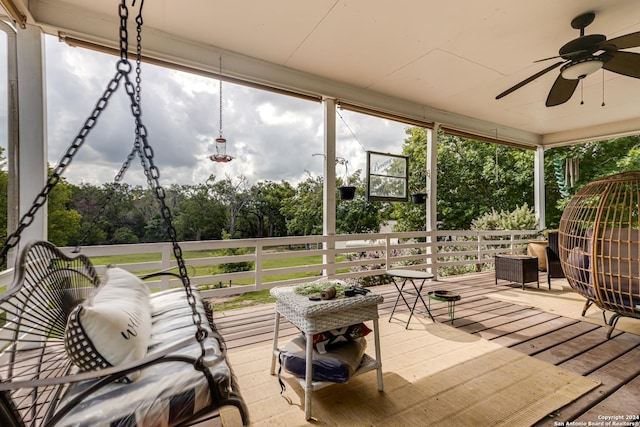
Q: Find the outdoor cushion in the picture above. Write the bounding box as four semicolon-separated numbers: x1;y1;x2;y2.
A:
597;228;640;295
57;287;231;427
64;267;151;381
311;323;371;354
283;333;366;383
565;247;591;295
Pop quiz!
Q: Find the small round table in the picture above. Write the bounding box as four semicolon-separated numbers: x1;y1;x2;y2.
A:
427;290;461;325
386;269;435;329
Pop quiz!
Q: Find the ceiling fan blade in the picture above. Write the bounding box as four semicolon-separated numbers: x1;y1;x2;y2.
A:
604;31;640;50
602;51;640;78
534;50;588;63
546;74;579;107
496;61;565;100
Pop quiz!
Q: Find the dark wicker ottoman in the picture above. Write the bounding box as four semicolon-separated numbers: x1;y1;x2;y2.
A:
494;255;541;290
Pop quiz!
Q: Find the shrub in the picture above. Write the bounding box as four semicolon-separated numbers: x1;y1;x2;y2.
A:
218;231;254;274
471;203;538;231
348;249;399;287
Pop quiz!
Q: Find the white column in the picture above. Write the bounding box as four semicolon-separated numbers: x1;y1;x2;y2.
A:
1;21;20;267
323;98;336;277
534;146;546;230
426;125;438;232
16;24;48;248
426;125;439;278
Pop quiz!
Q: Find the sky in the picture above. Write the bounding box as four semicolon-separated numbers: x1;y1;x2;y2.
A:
0;31;410;188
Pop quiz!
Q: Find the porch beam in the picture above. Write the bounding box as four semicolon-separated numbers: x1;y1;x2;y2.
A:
27;1;541;149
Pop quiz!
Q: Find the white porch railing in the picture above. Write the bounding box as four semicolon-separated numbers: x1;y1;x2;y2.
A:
0;229;539;298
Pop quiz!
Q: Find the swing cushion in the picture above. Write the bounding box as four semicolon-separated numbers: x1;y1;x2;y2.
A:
64;267;152;381
57;288;233;427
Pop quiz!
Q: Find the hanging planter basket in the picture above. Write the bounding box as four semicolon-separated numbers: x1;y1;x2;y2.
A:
338;186;356;200
411;193;427;204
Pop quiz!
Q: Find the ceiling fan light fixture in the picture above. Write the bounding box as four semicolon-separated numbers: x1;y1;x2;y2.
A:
561;57;604;80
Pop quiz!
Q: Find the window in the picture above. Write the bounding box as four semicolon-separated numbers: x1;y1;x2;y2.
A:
366;151;408;202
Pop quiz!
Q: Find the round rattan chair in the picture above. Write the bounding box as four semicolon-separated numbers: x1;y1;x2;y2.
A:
558;170;640;338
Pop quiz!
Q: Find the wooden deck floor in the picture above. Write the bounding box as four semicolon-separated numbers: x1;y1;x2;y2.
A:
212;271;640;426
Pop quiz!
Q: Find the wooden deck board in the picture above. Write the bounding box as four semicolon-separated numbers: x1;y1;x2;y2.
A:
212;271;640;425
580;374;640;418
541;345;640;424
533;328;625;366
473;312;563;340
509;322;601;356
490;316;579;348
558;332;640;376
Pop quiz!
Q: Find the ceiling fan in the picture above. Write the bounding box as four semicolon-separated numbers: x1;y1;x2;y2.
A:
496;12;640;107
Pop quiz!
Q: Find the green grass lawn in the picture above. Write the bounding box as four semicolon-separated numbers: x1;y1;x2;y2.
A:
89;249;215;266
92;251;345;281
88;250;350;311
211;290;275;312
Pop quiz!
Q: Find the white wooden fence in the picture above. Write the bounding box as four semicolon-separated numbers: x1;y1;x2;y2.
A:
0;229;539;298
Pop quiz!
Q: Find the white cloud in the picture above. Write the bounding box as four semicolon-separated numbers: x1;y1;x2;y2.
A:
0;33;409;187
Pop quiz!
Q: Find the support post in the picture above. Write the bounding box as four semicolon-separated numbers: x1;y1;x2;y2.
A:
323;98;337;278
1;21;20;267
534;146;546;230
426;125;439;278
15;24;48;252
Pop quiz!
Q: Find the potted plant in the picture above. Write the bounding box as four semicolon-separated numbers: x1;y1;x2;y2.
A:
338;185;356;200
411;190;427;204
337;158;356;200
410;170;429;204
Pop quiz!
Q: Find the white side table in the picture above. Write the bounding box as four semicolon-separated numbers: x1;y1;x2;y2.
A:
269;286;384;421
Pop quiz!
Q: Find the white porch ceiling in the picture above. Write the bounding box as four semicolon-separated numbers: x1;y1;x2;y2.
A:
8;0;640;148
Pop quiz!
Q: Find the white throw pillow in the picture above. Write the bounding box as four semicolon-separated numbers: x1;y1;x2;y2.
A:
64;267;151;381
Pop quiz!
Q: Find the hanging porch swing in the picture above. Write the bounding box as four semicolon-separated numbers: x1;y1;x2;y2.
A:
0;2;248;426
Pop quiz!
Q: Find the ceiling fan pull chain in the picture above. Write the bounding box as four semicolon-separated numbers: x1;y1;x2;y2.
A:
580;81;584;105
601;69;605;107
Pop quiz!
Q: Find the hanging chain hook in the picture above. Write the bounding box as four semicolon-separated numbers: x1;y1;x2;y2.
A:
219;55;223;138
117;0;209;355
74;0;147;253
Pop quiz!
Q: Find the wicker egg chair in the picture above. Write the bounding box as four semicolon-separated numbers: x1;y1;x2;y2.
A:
558;170;640;338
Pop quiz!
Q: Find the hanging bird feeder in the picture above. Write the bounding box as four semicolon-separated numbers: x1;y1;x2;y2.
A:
210;137;233;163
209;56;234;163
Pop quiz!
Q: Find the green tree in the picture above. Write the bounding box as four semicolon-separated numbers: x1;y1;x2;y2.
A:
617;147;640;171
173;181;227;241
71;182;146;245
211;175;250;238
113;227;139;244
544;135;640;227
71;183;108;245
282;174;323;236
336;173;384;234
144;213;168;242
47;174;82;246
241;180;295;238
394;129;535;231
